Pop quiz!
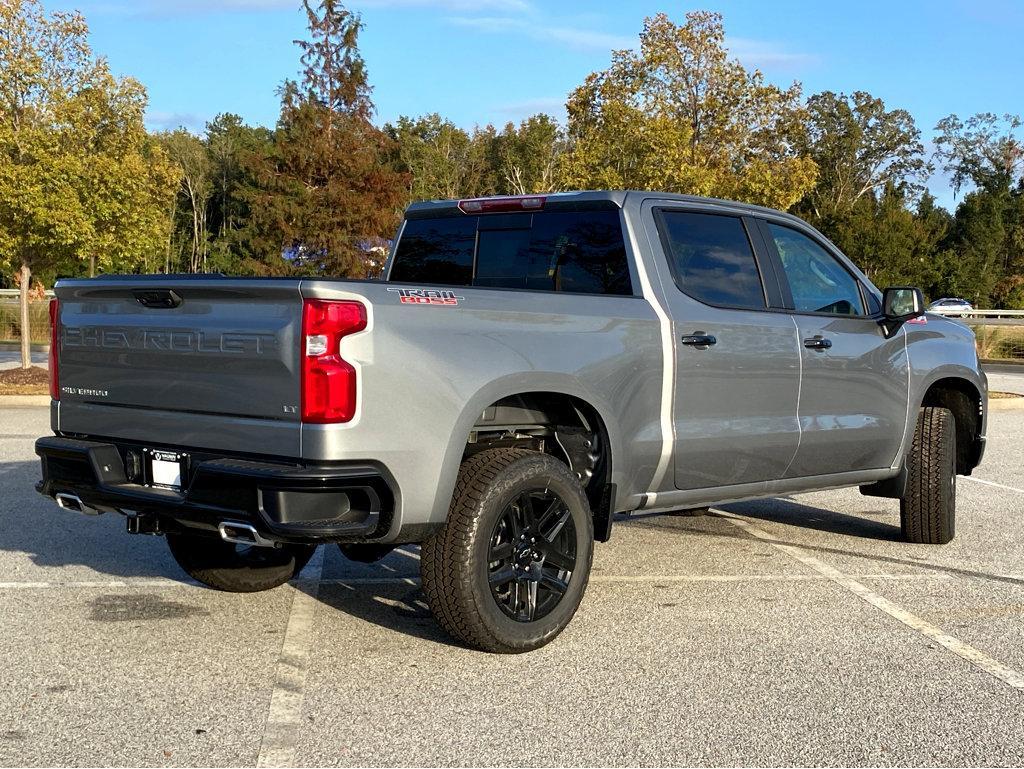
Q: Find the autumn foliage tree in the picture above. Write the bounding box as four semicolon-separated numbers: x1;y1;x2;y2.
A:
0;0;174;367
560;11;817;210
242;0;406;276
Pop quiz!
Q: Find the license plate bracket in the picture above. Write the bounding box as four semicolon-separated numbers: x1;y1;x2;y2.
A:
144;449;188;491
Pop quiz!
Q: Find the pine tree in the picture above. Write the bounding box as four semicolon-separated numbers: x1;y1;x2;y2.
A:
241;0;407;277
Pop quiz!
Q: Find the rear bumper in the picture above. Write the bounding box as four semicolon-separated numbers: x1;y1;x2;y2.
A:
35;436;396;544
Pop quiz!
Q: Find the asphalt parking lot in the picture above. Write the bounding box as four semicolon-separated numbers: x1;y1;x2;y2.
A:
2;400;1024;767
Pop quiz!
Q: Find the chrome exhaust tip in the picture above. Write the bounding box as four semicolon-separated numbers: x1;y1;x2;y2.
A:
55;492;102;516
217;521;278;548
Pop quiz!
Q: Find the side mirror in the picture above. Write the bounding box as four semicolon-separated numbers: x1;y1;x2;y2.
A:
883;287;925;320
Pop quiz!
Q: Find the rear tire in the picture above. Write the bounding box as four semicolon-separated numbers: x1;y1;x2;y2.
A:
420;448;594;653
900;406;957;544
166;533;316;592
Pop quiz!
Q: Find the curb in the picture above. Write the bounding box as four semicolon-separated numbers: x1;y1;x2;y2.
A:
0;342;49;353
989;395;1024;411
0;395;50;406
981;358;1024;367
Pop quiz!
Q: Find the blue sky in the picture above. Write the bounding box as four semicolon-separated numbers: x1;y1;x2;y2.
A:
51;0;1024;211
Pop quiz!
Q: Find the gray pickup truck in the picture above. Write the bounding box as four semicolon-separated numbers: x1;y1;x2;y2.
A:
36;191;987;652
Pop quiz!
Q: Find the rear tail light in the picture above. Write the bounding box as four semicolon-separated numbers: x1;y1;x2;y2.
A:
458;196;546;214
300;299;367;423
48;298;59;401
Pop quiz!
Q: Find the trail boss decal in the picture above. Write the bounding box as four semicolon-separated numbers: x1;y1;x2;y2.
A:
387;288;465;306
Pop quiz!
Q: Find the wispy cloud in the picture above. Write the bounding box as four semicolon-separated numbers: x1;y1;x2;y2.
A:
361;0;532;10
145;110;206;133
83;0;291;16
448;16;633;53
495;97;564;115
87;0;532;16
727;37;818;71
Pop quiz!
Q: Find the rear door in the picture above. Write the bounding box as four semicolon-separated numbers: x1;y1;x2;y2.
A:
758;220;909;477
643;203;802;490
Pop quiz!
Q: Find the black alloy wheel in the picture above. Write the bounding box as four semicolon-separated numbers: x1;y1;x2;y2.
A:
487;489;577;622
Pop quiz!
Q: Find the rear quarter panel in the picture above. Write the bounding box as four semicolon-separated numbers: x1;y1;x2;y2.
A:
299;281;664;538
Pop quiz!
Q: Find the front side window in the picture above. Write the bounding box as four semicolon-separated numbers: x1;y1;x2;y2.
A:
658;211;766;310
767;223;864;316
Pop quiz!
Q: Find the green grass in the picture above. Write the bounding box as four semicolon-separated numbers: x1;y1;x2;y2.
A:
0;301;51;345
973;324;1024;361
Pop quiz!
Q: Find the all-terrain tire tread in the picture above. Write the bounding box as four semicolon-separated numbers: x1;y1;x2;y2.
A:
900;406;956;545
420;448;592;653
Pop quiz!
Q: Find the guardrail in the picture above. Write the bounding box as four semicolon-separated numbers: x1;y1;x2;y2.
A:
0;289;54;299
954;309;1024;318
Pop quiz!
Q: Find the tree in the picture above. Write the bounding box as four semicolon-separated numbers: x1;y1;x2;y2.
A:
560;11;816;209
934;113;1024;307
0;1;174;366
827;186;949;291
387;114;479;201
204;114;274;272
157;129;212;273
798;91;930;221
64;71;178;277
493;115;564;195
0;0;96;368
242;0;407;276
934;113;1023;194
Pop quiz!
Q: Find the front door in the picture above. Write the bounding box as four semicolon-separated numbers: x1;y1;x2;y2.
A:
759;220;910;477
645;205;802;491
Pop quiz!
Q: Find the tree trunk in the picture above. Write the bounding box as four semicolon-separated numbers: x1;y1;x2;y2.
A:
19;260;31;370
89;254;96;278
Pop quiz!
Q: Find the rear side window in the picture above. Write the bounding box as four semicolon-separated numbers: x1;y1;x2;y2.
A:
389;210;632;296
658;211;766;309
389;217;476;286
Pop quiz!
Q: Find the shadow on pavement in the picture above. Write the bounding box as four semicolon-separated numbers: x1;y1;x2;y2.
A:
0;460;182;579
2;458;455;643
722;496;903;541
315;577;460;647
626;499;1024;587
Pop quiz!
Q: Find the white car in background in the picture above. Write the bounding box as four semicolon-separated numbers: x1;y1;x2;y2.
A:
928;298;974;317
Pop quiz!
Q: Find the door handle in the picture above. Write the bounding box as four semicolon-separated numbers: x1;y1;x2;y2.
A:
681;333;717;348
803;336;832;350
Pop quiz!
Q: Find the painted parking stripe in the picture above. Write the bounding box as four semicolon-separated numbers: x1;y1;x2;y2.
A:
961;475;1024;495
256;547;325;768
0;573;970;590
717;511;1024;691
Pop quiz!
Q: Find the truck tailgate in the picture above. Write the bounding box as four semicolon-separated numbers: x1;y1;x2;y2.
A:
54;278;303;450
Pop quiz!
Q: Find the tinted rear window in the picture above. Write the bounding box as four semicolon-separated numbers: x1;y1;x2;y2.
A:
388;217;476;286
658;211;766;309
389;210;631;296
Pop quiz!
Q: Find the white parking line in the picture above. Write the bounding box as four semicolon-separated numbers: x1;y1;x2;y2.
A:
961;476;1024;495
717;512;1024;690
0;578;203;589
256;547;324;768
0;572;992;590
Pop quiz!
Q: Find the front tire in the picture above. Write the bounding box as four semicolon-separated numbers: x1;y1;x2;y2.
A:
900;406;957;544
420;448;594;653
166;533;316;592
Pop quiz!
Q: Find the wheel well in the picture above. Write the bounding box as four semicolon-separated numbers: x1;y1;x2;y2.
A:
465;391;614;539
921;378;983;475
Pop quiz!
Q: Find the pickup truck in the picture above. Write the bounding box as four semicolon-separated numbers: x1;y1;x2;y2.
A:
36;191;987;653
